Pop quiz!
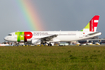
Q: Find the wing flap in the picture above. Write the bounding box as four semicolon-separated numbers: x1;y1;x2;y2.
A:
41;34;58;41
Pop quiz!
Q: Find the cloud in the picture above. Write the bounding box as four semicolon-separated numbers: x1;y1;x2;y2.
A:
0;0;105;42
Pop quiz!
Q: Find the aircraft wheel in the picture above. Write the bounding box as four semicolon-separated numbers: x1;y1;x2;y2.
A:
48;43;52;46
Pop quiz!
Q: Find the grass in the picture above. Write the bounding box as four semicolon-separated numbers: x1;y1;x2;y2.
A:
0;46;105;70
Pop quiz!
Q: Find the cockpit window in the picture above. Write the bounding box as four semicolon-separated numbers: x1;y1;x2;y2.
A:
8;34;12;36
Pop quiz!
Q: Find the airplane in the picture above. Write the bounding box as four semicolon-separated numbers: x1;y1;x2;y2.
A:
4;15;101;46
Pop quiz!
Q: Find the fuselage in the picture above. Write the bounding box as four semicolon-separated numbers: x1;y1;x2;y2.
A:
4;31;101;42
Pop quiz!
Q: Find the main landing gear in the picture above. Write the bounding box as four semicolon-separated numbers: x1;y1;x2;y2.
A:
48;43;52;46
41;41;52;46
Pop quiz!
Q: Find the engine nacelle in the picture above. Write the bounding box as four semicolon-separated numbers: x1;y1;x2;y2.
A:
51;38;60;42
32;39;41;45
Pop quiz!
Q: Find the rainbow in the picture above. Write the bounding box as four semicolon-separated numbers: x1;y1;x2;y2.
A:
15;0;44;31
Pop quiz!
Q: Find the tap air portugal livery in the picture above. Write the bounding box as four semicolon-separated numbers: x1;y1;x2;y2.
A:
4;15;101;45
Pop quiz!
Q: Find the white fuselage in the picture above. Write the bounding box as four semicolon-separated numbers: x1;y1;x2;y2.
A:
4;31;101;42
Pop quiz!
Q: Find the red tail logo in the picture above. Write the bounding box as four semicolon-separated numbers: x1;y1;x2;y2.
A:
90;15;100;32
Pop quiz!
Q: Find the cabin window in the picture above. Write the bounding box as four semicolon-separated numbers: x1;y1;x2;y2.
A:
8;34;12;36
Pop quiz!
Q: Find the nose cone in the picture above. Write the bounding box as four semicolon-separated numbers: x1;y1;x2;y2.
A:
4;36;17;42
4;36;8;41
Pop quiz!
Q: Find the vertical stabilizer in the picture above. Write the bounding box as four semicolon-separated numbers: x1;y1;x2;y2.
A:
81;15;100;32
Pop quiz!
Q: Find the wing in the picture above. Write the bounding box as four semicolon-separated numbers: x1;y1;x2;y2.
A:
40;34;58;41
31;34;58;45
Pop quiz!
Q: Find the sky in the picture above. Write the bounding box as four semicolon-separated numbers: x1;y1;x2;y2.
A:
0;0;105;42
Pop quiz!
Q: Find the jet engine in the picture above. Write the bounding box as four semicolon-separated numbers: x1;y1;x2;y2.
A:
32;39;41;45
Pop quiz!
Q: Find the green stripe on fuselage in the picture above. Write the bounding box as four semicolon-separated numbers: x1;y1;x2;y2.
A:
15;32;24;42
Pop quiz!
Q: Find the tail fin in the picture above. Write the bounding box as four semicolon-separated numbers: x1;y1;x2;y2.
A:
81;15;100;32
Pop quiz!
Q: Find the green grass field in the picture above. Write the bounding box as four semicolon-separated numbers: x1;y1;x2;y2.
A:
0;46;105;70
